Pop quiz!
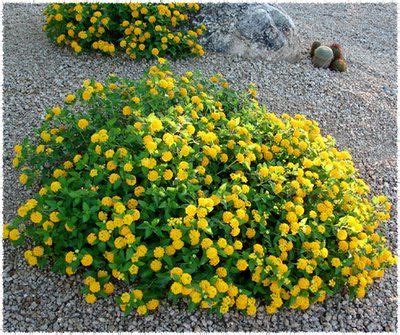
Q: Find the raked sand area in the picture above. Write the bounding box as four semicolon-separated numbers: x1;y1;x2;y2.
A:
2;3;397;332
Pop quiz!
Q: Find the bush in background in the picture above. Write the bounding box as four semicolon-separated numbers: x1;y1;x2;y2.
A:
43;3;205;59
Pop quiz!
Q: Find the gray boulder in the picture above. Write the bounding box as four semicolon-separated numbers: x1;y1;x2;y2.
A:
196;3;300;62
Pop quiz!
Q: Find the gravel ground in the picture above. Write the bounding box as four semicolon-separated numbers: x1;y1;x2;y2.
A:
2;3;398;332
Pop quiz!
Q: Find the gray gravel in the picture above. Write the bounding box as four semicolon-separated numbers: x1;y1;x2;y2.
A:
2;3;397;332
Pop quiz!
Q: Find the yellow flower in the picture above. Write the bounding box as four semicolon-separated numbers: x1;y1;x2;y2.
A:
163;169;173;180
298;278;310;289
141;157;157;169
206;247;218;259
30;211;43;224
104;282;115;294
137;305;147;315
121;292;131;303
153;247;165;258
3;224;10;239
150;259;162;271
146;299;159;310
337;229;348;240
89;281;101;293
32;246;44;257
65;94;76;103
331;258;341;267
122;106;131;116
65;266;75;276
85;293;97;304
180;273;192;285
132;289;143;300
114;237;126;249
171;282;183;295
348;276;358;286
78;119;89;129
148;170;159;181
177;170;188;181
81;254;93;266
50;181;62;192
216;267;227;278
172;239;184;250
26;255;38;266
54;13;63;21
132;209;140;221
236;294;248;310
19;173;28;185
82;90;92;101
170;229;182;240
109;173;120;184
101;197;113;206
204;175;213;185
180;145;191;157
185;205;197;216
124;163;133;172
162;133;174;147
136;244;147;257
236;259;248;271
90;169;98;177
14;144;22;154
55;136;64;143
162;151;173;162
98;230;110;242
149;118;163;133
49;211;60;222
65;251;75;263
9;229;20;241
87;233;97;245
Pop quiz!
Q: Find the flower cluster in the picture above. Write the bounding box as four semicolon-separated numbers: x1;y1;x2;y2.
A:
43;3;205;59
5;59;396;316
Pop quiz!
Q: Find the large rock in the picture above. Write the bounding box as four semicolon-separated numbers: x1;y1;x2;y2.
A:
196;3;300;62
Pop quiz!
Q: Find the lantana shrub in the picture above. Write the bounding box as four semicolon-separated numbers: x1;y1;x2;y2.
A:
43;3;205;59
5;59;396;316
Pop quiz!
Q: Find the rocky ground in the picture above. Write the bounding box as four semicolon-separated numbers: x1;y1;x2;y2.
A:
2;3;397;332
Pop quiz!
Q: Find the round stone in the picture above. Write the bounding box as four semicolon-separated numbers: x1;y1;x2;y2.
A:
196;3;300;61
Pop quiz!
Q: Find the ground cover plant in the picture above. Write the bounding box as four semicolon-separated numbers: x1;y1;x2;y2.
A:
4;59;396;317
43;3;205;59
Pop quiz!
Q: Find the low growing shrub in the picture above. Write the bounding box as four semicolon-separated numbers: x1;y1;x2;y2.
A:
43;3;205;59
5;59;396;316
